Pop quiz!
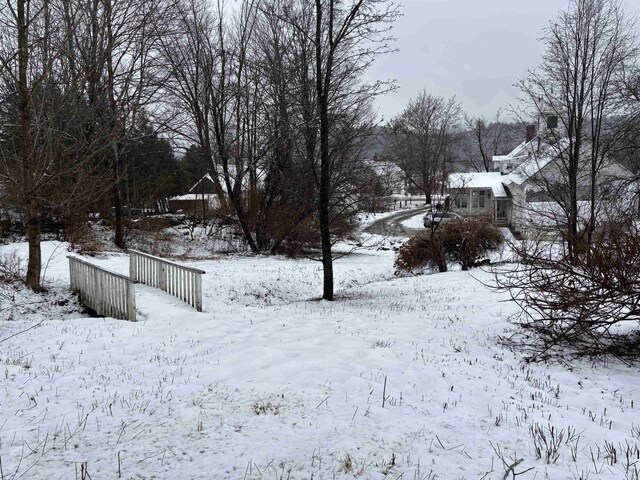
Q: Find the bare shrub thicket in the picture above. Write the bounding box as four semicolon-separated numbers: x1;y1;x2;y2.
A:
440;217;503;270
0;249;25;282
493;0;640;362
395;218;503;273
495;220;640;361
265;208;358;258
394;231;447;273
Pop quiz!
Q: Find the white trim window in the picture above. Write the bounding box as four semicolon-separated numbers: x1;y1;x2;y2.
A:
454;193;468;209
472;190;486;209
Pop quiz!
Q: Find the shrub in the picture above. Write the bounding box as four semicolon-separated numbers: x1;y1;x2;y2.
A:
439;217;504;270
394;231;447;273
0;249;24;282
494;219;640;362
395;217;503;273
264;206;358;257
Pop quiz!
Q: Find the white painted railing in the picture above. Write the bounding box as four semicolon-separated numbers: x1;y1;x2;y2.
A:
68;256;137;321
129;250;205;312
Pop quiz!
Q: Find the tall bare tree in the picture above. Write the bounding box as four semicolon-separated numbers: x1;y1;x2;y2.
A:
517;0;638;260
306;0;399;300
161;0;270;253
161;0;399;302
495;0;640;362
159;0;230;213
60;0;175;248
383;92;461;204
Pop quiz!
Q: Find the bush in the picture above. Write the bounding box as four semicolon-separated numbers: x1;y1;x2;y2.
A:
263;206;358;257
0;249;24;282
395;217;503;273
394;232;447;273
494;219;640;362
439;217;504;270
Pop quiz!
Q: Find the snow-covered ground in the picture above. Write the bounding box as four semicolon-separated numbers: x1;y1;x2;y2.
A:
400;213;425;229
1;241;640;479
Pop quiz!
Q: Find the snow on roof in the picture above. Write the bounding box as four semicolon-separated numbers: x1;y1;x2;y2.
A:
170;193;219;202
502;138;567;185
494;141;530;162
449;172;508;198
492;140;537;169
503;155;555;185
188;173;217;194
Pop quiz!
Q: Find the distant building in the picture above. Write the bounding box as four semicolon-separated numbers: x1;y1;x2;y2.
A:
169;174;222;218
448;120;637;234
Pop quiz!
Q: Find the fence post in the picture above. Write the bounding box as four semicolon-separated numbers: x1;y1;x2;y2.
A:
130;253;137;282
68;257;75;290
195;273;202;312
93;266;100;314
159;264;166;291
126;281;137;322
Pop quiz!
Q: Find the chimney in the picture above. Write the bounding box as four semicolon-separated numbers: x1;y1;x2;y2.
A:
525;124;536;142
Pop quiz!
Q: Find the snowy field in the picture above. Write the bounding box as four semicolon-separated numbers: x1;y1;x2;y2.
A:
1;239;640;479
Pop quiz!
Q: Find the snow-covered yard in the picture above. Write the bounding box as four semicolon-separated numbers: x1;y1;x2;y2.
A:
1;240;639;479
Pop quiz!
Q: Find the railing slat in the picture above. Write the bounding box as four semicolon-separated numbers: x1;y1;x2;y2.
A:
68;256;137;321
129;250;204;312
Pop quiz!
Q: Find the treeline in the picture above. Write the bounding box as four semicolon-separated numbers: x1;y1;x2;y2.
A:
0;0;399;298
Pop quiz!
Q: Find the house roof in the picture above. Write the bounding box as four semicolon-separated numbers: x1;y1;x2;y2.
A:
188;173;217;193
503;155;554;185
171;193;219;202
492;140;530;164
502;138;568;185
449;172;508;198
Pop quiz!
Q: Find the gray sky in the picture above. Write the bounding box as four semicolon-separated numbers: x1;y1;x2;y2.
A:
368;0;639;122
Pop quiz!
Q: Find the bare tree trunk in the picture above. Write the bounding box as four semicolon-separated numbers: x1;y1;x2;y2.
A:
24;199;42;289
315;0;333;300
18;0;41;290
113;152;126;248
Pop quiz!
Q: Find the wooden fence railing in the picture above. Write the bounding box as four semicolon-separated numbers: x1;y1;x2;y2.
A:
68;256;137;321
129;250;205;311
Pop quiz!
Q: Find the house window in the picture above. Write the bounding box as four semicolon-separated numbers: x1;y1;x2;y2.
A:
454;193;468;209
472;190;486;209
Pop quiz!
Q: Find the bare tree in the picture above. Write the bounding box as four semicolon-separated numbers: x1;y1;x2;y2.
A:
60;0;175;248
309;0;399;300
383;92;461;204
461;111;519;172
159;0;230;214
161;0;399;301
496;0;640;362
517;0;638;260
0;0;111;289
161;0;271;253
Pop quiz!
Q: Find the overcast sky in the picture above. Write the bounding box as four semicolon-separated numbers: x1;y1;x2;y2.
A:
368;0;640;122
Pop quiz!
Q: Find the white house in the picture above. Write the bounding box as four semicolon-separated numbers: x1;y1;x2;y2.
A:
448;172;510;226
448;131;637;234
